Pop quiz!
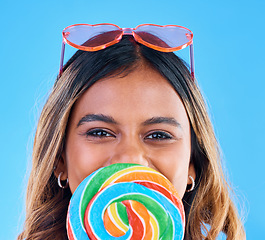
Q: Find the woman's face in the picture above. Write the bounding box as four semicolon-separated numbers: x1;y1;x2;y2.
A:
58;64;195;198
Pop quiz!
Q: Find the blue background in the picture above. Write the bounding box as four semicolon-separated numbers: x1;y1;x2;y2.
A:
1;0;264;239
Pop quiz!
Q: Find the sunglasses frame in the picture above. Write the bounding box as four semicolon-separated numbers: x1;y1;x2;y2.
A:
59;23;195;79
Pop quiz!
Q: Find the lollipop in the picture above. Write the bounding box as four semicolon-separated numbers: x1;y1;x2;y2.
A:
67;163;185;240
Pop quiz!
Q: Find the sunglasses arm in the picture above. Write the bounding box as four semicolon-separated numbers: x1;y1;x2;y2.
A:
59;40;66;77
189;43;195;80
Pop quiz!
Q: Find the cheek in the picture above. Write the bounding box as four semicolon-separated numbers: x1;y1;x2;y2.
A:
170;166;189;199
65;140;109;193
152;144;191;198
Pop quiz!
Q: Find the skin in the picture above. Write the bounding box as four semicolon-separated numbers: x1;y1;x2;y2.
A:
55;64;195;198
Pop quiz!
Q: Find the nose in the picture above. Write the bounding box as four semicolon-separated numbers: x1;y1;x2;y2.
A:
108;138;149;166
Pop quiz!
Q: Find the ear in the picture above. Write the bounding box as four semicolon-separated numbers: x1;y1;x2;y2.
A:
188;163;196;184
54;153;68;180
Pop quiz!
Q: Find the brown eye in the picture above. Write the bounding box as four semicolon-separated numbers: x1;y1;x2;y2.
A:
85;129;115;138
145;131;173;140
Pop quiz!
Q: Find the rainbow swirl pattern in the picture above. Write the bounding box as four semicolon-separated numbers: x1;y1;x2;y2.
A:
67;163;185;240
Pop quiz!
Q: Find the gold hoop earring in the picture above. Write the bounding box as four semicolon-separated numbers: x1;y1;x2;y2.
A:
58;172;69;189
186;175;195;192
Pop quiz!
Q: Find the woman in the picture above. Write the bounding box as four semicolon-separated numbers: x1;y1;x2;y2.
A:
18;24;245;239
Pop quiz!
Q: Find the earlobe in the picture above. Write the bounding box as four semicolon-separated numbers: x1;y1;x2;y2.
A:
188;163;196;185
186;163;196;192
54;154;68;180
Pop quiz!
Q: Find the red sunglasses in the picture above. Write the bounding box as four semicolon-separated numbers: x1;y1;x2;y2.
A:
59;23;195;79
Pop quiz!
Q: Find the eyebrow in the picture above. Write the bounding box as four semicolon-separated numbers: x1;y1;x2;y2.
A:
77;114;181;128
77;114;117;127
143;117;181;128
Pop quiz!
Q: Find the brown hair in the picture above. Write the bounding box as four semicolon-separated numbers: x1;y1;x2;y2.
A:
18;36;245;239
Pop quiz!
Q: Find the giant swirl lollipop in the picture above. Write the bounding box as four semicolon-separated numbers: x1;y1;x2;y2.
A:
67;163;185;240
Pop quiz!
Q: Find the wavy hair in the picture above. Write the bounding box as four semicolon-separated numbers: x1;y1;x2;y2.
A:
18;36;245;239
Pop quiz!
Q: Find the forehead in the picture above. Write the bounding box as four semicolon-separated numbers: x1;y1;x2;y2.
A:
70;65;189;126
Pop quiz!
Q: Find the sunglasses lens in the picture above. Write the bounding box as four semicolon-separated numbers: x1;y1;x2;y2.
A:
63;24;122;49
135;25;193;50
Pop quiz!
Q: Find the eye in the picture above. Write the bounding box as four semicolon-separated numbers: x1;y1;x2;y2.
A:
145;131;173;140
84;129;115;138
